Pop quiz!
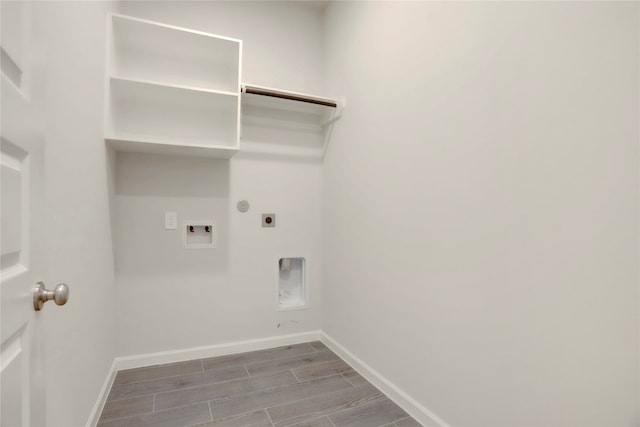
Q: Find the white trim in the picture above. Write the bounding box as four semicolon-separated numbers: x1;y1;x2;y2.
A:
105;136;239;158
0;263;27;282
85;359;117;427
86;331;321;425
110;13;242;44
108;76;239;98
114;331;321;371
320;332;450;427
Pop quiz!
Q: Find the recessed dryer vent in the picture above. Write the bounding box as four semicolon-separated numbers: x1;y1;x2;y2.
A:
277;257;306;310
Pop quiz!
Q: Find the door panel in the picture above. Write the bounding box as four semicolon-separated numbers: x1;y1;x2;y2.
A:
1;142;25;271
1;1;46;425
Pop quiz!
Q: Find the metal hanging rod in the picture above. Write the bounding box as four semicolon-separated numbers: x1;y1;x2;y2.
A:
242;84;337;108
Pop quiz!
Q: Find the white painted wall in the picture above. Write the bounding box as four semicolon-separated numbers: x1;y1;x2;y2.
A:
119;1;325;95
29;2;119;426
323;2;639;426
17;2;639;425
113;1;325;356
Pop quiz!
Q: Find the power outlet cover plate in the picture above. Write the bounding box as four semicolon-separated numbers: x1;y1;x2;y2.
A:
165;211;177;230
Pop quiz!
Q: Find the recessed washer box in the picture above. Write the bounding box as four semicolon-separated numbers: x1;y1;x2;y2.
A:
183;220;216;249
277;257;307;311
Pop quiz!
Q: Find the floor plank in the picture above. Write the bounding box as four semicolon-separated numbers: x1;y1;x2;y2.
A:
192;409;273;427
211;375;352;420
246;350;339;377
98;342;422;427
341;370;370;387
287;416;335;427
329;399;409;427
98;402;211;427
269;384;385;426
107;364;248;402
396;417;423;427
155;370;298;411
202;344;316;371
113;360;203;386
309;341;329;352
99;394;154;421
293;359;353;382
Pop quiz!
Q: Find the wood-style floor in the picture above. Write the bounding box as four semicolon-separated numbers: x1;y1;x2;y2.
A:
98;341;422;427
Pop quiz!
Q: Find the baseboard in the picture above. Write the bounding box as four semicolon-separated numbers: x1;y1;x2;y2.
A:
114;330;322;371
320;332;450;427
86;358;117;427
86;330;446;427
86;330;321;426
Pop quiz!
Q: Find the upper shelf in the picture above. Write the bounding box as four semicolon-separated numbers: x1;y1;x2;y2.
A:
110;76;238;98
107;77;239;149
241;83;339;130
241;84;342;158
109;13;241;93
105;13;242;159
105;14;342;160
105;136;239;159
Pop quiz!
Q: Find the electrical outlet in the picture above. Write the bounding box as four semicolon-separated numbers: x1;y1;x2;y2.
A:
262;213;275;227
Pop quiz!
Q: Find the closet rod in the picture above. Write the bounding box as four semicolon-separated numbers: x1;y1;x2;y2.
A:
243;86;337;108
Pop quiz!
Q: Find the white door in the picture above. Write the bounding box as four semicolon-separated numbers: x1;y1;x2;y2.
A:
1;1;47;426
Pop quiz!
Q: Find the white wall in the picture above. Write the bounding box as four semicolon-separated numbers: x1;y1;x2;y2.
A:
21;2;639;425
113;1;325;356
30;2;119;426
120;0;325;95
323;2;639;426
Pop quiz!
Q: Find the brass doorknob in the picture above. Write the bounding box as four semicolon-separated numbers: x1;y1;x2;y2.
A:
33;282;69;311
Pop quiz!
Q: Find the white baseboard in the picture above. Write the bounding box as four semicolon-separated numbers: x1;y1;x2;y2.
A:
86;359;117;427
320;332;449;427
113;330;321;371
87;330;447;427
87;330;321;426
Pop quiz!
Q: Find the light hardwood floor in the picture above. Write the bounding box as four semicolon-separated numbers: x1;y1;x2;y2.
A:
98;341;422;427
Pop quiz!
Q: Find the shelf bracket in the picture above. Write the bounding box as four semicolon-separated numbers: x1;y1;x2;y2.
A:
321;101;344;159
